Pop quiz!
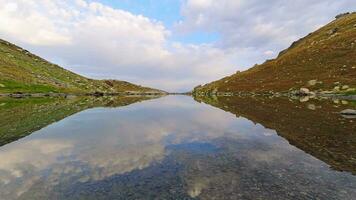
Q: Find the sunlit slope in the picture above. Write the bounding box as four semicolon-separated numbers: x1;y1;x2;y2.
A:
194;13;356;94
0;39;164;94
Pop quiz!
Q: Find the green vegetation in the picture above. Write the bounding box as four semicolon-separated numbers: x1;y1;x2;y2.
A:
0;39;164;94
0;80;60;93
194;13;356;95
0;95;161;146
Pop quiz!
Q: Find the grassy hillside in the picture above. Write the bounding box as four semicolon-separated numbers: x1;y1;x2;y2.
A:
0;39;164;94
194;95;356;174
194;13;356;95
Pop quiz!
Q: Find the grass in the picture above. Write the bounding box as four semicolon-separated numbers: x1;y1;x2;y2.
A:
0;80;59;93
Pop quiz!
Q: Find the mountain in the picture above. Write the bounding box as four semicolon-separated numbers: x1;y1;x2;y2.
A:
194;12;356;95
0;39;165;94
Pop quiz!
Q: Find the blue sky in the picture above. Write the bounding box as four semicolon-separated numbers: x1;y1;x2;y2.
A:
100;0;182;27
101;0;220;44
0;0;355;92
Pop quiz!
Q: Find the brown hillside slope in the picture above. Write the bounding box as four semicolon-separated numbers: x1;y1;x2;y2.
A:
194;13;356;94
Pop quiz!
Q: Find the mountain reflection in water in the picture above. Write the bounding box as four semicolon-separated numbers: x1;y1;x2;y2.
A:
0;95;355;200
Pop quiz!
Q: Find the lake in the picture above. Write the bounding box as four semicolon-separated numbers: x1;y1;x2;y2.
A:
0;95;355;200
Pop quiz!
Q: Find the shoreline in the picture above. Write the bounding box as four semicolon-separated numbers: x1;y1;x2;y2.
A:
0;92;168;98
1;91;355;100
192;91;356;100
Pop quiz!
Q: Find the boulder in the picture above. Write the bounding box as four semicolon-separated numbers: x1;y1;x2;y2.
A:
299;96;310;102
341;85;349;90
307;104;316;110
335;12;350;19
211;88;218;94
299;88;310;95
307;80;318;86
333;86;340;91
327;28;338;35
341;100;349;105
340;109;356;115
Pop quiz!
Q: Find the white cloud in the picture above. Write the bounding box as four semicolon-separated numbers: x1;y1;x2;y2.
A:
0;1;72;45
0;0;240;92
177;0;356;66
0;0;355;91
174;0;356;91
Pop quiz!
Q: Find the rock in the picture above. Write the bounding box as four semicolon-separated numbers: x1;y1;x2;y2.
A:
307;104;316;110
341;100;349;105
0;84;5;88
309;91;316;97
340;109;356;115
341;115;356;119
212;88;218;94
333;86;340;91
327;28;338;35
335;12;350;19
341;85;349;90
307;80;318;86
334;82;340;85
299;88;310;94
299;96;310;102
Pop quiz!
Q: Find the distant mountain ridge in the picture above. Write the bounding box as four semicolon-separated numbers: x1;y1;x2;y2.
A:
194;12;356;95
0;39;165;94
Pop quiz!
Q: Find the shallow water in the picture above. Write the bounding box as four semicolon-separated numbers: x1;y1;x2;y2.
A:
0;95;355;200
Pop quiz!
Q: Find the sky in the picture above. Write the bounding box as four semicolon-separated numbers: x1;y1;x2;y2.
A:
0;0;355;92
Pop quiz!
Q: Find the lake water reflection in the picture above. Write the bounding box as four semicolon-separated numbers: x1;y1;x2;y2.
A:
0;95;355;200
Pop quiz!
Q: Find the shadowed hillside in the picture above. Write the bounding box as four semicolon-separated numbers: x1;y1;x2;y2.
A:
194;95;356;174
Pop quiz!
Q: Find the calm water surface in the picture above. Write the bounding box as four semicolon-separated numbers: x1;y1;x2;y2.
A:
0;95;355;200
